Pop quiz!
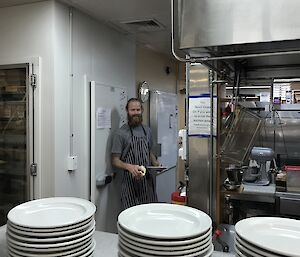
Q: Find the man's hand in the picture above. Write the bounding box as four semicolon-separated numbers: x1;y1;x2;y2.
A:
111;153;143;179
126;164;143;179
150;152;160;166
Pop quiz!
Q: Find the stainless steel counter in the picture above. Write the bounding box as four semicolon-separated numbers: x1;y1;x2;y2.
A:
223;183;276;203
276;191;300;217
0;225;235;257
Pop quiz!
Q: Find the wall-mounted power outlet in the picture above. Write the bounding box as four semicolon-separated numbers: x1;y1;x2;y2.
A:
68;156;78;171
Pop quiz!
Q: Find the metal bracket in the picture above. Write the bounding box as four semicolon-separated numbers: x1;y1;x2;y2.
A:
30;163;37;176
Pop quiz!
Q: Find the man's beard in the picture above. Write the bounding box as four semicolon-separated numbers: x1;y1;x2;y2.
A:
128;114;143;127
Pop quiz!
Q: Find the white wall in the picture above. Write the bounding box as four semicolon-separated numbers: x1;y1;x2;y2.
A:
52;3;136;232
0;1;56;197
136;47;177;93
0;0;136;232
0;0;179;232
136;47;178;125
52;1;71;197
136;47;179;203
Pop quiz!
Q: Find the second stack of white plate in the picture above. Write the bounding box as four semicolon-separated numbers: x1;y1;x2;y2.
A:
6;197;96;257
117;203;213;257
235;217;300;257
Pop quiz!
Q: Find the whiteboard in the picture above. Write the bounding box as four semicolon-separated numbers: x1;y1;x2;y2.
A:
90;81;127;203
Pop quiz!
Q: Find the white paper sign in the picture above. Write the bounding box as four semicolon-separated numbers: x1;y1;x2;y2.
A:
119;90;127;128
189;95;217;136
260;92;270;102
96;107;111;129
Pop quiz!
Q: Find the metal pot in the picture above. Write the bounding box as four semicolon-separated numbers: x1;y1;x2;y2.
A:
225;166;244;184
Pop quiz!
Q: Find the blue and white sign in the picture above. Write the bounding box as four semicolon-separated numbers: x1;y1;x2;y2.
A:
189;94;217;137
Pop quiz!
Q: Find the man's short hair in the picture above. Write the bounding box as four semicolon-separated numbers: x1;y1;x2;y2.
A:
126;98;143;111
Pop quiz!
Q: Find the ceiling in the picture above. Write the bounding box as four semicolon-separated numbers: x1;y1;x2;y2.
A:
0;0;173;58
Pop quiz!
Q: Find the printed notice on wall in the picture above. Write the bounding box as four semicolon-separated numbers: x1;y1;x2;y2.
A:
96;107;111;129
189;95;217;136
119;90;127;128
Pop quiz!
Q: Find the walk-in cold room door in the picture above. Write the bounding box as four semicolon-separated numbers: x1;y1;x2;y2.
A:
0;64;34;226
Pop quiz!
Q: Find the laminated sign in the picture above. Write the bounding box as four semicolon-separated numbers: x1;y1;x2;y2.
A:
188;94;217;137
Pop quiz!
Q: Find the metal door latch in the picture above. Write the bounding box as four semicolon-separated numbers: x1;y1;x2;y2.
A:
30;74;37;89
30;163;37;176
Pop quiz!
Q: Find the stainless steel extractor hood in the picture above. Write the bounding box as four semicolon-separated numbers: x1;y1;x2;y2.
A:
178;0;300;57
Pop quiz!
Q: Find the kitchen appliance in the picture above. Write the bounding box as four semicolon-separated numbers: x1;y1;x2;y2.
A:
175;0;300;222
244;147;274;186
223;165;244;191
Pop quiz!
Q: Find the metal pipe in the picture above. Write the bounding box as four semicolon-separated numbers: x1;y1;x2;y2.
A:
201;61;231;81
212;80;228;84
196;50;300;61
69;7;74;156
234;66;241;104
171;0;233;82
185;60;190;205
226;86;271;89
209;69;214;217
171;0;187;62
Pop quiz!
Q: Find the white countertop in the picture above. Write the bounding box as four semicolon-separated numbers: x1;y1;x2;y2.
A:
0;225;235;257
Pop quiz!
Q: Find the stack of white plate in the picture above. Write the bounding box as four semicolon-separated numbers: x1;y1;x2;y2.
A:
117;203;213;257
235;217;300;257
6;197;96;257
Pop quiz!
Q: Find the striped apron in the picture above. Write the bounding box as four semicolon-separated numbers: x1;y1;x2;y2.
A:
120;125;157;209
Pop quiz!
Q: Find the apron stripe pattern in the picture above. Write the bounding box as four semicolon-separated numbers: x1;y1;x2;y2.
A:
121;125;157;209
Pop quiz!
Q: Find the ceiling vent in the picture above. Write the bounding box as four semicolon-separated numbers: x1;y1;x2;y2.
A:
118;19;165;33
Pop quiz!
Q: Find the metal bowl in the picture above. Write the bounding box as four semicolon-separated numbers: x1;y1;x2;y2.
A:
225;167;244;184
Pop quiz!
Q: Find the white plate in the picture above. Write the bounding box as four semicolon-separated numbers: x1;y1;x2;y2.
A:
119;231;211;251
118;203;211;239
9;240;95;257
7;220;95;243
235;234;281;257
8;239;94;257
234;245;247;257
8;197;96;228
8;217;93;233
7;219;94;237
235;239;263;257
8;236;92;255
7;227;95;251
119;235;212;256
235;217;300;257
203;245;214;257
118;223;211;246
119;242;213;257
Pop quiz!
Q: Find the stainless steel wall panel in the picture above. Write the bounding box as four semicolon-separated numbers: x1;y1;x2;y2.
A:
188;64;217;215
189;138;210;211
179;0;300;49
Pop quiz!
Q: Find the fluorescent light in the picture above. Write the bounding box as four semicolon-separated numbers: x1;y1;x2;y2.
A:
226;86;271;89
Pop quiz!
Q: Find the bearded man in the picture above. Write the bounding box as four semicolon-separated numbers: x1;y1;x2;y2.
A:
111;98;159;209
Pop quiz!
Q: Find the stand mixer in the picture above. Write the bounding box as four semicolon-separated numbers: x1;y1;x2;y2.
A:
243;147;274;186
